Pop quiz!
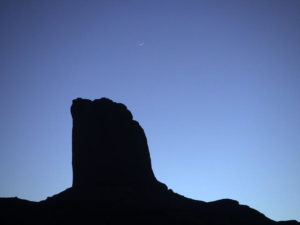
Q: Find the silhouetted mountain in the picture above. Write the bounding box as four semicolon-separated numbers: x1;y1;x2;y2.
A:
0;98;299;225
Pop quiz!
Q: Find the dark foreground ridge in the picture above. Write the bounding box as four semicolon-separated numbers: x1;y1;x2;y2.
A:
0;98;298;225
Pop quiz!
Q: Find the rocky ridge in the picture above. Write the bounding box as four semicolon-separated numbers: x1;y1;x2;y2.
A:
0;98;298;225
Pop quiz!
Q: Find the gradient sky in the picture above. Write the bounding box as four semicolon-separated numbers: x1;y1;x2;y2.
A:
0;0;299;221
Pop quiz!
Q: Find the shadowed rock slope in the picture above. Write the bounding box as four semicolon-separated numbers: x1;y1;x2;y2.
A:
0;98;299;225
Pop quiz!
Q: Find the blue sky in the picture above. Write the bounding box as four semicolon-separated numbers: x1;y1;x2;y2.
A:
0;0;299;221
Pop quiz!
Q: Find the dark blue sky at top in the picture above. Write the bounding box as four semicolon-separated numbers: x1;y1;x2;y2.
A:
0;0;299;221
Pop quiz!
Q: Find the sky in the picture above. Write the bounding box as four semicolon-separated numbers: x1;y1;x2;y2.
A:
0;0;299;222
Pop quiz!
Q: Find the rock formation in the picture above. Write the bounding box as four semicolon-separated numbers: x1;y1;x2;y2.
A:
0;98;299;225
71;98;157;188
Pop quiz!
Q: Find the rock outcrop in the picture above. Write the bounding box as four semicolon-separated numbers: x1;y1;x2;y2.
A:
71;98;157;188
0;98;299;225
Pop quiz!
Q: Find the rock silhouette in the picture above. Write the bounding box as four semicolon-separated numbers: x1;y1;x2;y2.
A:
71;98;157;188
0;98;299;225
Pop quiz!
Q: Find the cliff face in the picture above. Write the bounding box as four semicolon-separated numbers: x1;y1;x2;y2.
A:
0;98;299;225
71;98;156;188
